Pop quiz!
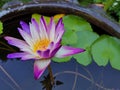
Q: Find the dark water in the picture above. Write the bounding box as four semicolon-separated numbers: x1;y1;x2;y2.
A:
0;58;120;90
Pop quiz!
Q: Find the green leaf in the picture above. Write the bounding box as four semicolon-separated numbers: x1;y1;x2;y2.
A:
0;21;3;34
91;35;120;70
74;48;92;66
63;15;93;32
62;15;93;45
109;37;120;70
74;30;99;48
73;31;99;66
93;0;103;3
91;35;110;66
62;30;78;45
52;56;72;63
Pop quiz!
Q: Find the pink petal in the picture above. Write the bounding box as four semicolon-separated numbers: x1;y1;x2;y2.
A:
55;18;65;43
34;59;51;80
55;46;85;58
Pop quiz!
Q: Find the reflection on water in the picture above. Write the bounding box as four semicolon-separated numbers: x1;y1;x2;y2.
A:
0;58;120;90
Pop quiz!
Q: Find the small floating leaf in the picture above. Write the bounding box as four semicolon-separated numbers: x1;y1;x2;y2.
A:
73;31;99;66
91;35;120;70
0;21;3;34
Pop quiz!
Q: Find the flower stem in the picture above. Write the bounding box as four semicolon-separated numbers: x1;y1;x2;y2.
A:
48;65;54;85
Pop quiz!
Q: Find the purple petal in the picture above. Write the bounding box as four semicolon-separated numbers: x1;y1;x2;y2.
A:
37;49;50;58
20;21;30;34
7;52;27;59
48;17;56;41
21;53;37;60
18;28;33;46
39;16;48;39
30;18;40;40
4;36;29;49
55;46;85;58
50;43;61;57
34;59;51;79
55;19;64;43
40;16;47;32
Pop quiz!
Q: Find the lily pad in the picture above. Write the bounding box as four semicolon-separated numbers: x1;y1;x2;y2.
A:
62;15;93;45
91;35;120;70
74;48;92;66
62;30;78;45
73;31;99;66
63;15;93;32
0;21;3;34
52;56;72;63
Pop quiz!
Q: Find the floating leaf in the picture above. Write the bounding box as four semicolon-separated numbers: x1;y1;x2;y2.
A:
91;35;110;66
73;31;99;66
52;56;72;63
62;30;78;45
63;15;93;32
62;15;93;45
74;48;92;66
0;21;3;34
91;35;120;70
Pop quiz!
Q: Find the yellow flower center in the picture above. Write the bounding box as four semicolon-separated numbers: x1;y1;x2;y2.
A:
33;39;50;52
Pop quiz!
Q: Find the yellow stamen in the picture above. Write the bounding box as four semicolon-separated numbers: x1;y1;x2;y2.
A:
33;39;50;52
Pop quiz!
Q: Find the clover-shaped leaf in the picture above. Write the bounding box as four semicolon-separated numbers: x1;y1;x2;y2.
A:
73;30;99;66
91;35;120;70
63;15;93;32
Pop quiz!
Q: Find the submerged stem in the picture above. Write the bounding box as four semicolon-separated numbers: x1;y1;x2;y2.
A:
48;65;55;85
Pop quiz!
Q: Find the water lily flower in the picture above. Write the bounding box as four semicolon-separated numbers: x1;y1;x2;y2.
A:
4;16;85;79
